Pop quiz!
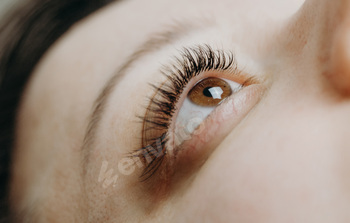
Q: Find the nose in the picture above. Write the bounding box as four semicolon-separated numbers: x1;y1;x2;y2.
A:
286;0;350;96
329;1;350;96
305;0;350;96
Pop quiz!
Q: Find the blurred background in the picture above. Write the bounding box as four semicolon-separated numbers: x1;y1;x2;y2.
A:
0;0;15;17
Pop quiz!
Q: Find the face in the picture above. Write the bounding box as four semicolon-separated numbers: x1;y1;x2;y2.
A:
10;0;350;222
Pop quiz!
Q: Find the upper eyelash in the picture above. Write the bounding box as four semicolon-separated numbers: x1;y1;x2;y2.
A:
132;44;237;181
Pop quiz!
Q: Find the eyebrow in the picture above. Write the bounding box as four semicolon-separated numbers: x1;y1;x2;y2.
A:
81;20;209;173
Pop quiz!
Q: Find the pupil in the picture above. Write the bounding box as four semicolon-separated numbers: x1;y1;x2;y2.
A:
203;87;214;97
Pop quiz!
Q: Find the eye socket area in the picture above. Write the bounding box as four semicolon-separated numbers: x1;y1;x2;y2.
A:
136;45;263;182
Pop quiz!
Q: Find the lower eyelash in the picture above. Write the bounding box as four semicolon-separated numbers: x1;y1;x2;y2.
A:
132;132;168;181
132;44;238;181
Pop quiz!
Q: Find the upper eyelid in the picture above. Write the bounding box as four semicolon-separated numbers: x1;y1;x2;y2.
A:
161;44;237;79
154;44;260;113
159;44;260;89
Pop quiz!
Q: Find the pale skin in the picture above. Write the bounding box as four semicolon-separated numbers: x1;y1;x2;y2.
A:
9;0;350;222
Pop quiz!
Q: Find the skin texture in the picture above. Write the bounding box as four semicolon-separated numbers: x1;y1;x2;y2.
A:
9;0;350;222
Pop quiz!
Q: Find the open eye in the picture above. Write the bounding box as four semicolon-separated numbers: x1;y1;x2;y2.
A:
173;77;242;147
136;45;261;180
188;77;237;107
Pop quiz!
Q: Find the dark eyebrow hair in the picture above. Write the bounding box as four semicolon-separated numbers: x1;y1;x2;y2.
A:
81;21;210;174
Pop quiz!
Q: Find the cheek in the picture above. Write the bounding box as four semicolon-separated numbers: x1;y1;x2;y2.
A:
168;98;347;222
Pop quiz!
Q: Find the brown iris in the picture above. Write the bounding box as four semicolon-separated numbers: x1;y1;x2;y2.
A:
188;77;233;107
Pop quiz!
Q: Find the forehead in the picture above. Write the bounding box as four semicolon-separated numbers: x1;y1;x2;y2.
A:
29;0;305;102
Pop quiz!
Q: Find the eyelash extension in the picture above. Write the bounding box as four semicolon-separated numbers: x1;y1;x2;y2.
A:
132;44;238;181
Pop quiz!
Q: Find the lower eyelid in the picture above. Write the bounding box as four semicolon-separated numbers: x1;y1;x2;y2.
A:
168;84;264;172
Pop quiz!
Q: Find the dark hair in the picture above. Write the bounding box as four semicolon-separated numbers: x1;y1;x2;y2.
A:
0;0;115;221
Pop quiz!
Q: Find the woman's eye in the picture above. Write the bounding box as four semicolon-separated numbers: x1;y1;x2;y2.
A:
174;77;242;146
188;77;235;107
136;45;257;180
